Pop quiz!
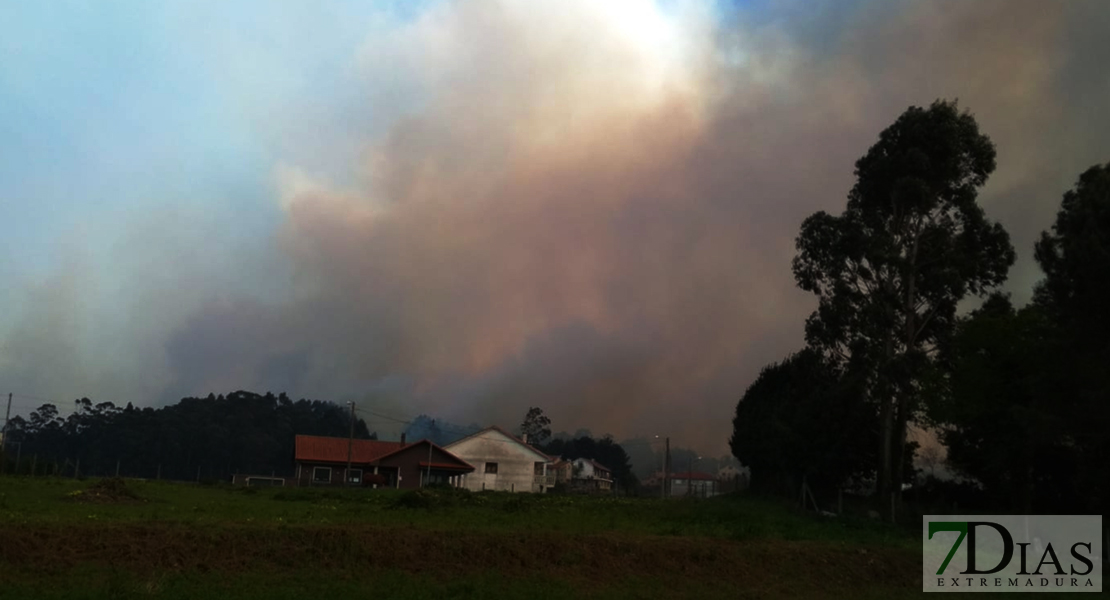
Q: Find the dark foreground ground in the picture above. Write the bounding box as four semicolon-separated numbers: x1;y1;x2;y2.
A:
0;477;942;599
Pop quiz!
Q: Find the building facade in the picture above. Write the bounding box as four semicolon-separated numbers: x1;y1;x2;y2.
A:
549;458;573;486
570;458;613;493
292;434;474;489
443;427;554;493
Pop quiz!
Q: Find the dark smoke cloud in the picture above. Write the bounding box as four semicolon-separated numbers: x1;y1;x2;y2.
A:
3;0;1107;453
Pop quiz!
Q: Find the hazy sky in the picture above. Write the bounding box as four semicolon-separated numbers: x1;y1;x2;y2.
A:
1;0;1107;453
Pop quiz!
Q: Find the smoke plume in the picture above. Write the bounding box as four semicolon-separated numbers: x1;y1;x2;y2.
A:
3;0;1107;452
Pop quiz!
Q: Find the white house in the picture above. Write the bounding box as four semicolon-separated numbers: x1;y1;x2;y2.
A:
443;426;554;493
571;458;613;493
717;465;742;480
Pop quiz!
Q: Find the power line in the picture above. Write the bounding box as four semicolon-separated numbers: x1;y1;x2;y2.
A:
12;393;71;404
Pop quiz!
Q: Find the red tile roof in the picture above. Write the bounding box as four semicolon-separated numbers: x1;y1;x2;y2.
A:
295;435;403;464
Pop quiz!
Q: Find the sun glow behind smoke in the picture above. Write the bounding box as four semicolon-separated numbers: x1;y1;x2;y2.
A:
265;0;737;429
3;0;1107;453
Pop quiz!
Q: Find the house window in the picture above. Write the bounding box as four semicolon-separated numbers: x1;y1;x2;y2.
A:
347;468;362;484
485;462;498;474
312;467;331;483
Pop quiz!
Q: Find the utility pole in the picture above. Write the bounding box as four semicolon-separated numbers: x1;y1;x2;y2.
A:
2;392;11;459
659;452;665;500
423;420;434;487
663;437;670;499
346;401;355;486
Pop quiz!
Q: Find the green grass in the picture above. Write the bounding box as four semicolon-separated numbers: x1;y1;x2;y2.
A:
0;477;912;545
0;477;930;599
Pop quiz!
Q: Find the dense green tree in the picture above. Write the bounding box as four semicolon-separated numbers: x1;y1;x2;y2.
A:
519;406;552;446
931;295;1077;512
792;100;1014;516
1032;162;1110;513
729;349;875;497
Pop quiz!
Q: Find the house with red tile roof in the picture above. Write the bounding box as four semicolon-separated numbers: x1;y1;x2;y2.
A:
293;434;474;489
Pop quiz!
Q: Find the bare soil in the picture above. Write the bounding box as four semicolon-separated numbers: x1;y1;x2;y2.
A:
0;523;918;592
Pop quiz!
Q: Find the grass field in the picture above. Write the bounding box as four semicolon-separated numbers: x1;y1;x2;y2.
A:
0;477;929;599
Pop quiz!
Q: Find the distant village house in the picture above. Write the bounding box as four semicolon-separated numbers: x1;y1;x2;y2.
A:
570;457;613;493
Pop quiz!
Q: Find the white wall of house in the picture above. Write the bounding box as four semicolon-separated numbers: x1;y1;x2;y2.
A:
445;428;551;493
572;458;611;481
717;465;741;479
570;458;613;492
572;458;596;479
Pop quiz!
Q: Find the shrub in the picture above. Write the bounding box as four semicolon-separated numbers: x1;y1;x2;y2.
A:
69;477;143;503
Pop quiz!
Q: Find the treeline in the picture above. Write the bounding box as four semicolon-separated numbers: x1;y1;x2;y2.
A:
2;391;375;481
731;99;1108;518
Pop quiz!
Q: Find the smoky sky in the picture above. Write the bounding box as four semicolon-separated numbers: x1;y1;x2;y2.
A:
2;0;1107;453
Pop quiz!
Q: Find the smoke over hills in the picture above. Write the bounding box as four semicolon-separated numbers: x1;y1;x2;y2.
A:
2;0;1107;452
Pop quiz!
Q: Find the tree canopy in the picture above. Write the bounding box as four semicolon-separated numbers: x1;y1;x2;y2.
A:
792;99;1014;514
519;406;552;446
1031;162;1110;513
930;295;1076;512
729;349;875;496
2;391;374;481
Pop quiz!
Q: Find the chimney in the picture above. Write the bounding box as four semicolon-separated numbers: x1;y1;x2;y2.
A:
521;433;528;444
400;433;407;445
